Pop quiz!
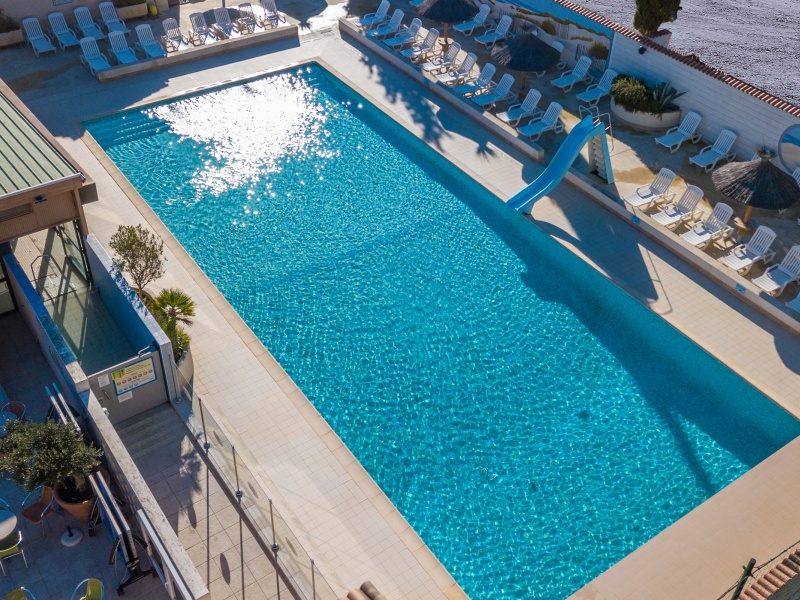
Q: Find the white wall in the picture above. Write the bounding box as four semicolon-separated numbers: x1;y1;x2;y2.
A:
609;33;800;165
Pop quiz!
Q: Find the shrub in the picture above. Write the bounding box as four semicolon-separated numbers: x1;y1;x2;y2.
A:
611;74;684;114
633;0;681;36
109;224;166;294
151;288;196;359
0;8;19;33
587;42;609;60
539;19;557;35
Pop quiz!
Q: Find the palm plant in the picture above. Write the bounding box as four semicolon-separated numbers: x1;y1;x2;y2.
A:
650;81;685;112
151;288;196;358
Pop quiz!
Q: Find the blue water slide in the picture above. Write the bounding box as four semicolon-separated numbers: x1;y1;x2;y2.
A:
507;116;613;213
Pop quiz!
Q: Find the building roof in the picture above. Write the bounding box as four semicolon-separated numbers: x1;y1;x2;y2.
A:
0;91;82;201
551;0;800;118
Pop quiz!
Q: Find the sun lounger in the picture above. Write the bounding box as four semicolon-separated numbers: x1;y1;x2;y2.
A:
356;0;390;29
135;24;167;59
753;245;800;296
98;2;130;35
720;225;776;274
689;129;737;172
453;63;496;97
786;292;800;315
650;185;704;229
655;111;702;153
48;12;80;50
551;56;592;93
74;7;106;41
623;167;676;212
421;42;460;73
496;88;543;126
436;53;477;85
383;18;420;49
188;13;212;44
109;30;137;65
679;202;734;250
214;7;244;38
237;4;259;33
79;37;110;77
22;18;57;57
453;4;491;36
517;102;563;141
259;0;286;27
793;167;800;188
367;9;404;39
471;73;515;110
475;15;512;49
400;28;438;61
162;18;187;51
576;68;618;108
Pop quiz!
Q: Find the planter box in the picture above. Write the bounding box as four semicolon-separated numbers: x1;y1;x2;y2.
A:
116;3;148;20
611;99;681;132
0;29;23;49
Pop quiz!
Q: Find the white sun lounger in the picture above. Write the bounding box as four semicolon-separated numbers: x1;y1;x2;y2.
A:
720;225;776;275
383;18;420;49
400;28;438;61
793;167;800;188
188;13;212;44
576;68;617;108
623;167;676;212
753;245;800;296
496;88;543;126
237;4;259;33
368;10;404;39
75;7;106;41
436;53;477;85
356;0;390;29
109;30;137;65
517;102;564;141
454;4;491;36
421;42;460;73
79;37;110;77
453;63;496;96
471;73;515;110
689;129;737;172
98;2;130;35
22;18;57;57
679;202;734;250
135;24;167;59
651;185;704;229
214;7;244;37
655;111;703;153
551;56;592;93
786;292;800;314
475;15;512;49
162;18;187;51
48;12;80;50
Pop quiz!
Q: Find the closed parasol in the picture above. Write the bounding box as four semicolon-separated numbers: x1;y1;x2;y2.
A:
491;32;561;94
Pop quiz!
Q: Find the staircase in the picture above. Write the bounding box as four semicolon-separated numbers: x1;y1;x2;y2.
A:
740;551;800;600
589;135;609;182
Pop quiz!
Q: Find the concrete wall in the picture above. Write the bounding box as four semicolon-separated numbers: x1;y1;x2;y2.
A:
0;191;81;245
2;0;167;24
608;33;800;162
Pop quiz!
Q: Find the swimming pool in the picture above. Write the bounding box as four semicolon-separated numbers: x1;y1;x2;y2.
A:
86;64;800;599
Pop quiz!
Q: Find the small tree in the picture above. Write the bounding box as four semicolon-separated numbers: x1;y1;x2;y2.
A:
151;288;196;358
109;224;166;294
633;0;681;37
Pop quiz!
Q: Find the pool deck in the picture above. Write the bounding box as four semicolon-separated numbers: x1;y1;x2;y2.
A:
3;6;800;600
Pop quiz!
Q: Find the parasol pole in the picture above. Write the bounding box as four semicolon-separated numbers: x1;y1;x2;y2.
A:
442;22;449;54
744;205;753;224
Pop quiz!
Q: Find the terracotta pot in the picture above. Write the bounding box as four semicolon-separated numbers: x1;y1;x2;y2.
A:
54;467;110;523
610;99;681;132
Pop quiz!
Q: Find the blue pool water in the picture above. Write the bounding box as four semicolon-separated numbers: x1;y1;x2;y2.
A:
86;64;800;599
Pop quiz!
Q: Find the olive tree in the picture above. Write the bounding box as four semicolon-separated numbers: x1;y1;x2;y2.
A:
633;0;682;37
109;224;166;294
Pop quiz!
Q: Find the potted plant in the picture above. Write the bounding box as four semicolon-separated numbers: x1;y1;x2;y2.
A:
0;420;103;523
0;8;22;49
114;0;148;21
151;287;196;363
610;74;685;130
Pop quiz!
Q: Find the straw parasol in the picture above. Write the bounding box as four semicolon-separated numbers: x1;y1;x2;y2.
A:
712;150;800;223
491;32;561;96
416;0;478;53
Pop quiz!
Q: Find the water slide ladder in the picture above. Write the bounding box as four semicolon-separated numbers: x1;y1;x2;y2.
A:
507;114;614;214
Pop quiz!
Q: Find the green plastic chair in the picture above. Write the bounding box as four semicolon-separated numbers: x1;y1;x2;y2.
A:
0;531;27;576
69;579;104;600
4;588;35;600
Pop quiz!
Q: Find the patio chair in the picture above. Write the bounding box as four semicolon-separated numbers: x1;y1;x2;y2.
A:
214;7;245;38
453;63;496;96
421;42;461;73
259;0;286;28
355;0;390;29
48;12;80;50
98;2;130;35
453;4;491;36
399;28;438;62
436;52;477;85
367;9;404;39
108;31;138;65
133;24;166;59
655;111;703;153
162;18;188;52
689;129;737;172
650;185;704;229
69;579;104;600
720;225;777;275
0;531;28;576
1;402;25;420
21;486;56;538
550;56;592;93
475;15;512;49
22;18;57;57
679;202;734;250
496;88;543;127
79;38;110;77
576;68;618;108
753;245;800;296
74;8;106;41
517;102;564;142
188;13;212;45
4;589;35;600
471;73;515;110
623;167;676;212
383;18;420;49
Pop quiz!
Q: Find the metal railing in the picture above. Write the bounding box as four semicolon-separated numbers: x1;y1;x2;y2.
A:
138;509;196;600
171;367;338;600
715;539;800;600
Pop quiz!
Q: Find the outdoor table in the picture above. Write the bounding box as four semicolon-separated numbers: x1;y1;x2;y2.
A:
0;510;18;539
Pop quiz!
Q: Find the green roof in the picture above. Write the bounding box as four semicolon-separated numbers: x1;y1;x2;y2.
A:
0;92;79;199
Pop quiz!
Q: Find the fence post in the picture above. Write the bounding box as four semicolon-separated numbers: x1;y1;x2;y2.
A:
731;559;757;600
311;559;316;600
270;499;281;600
